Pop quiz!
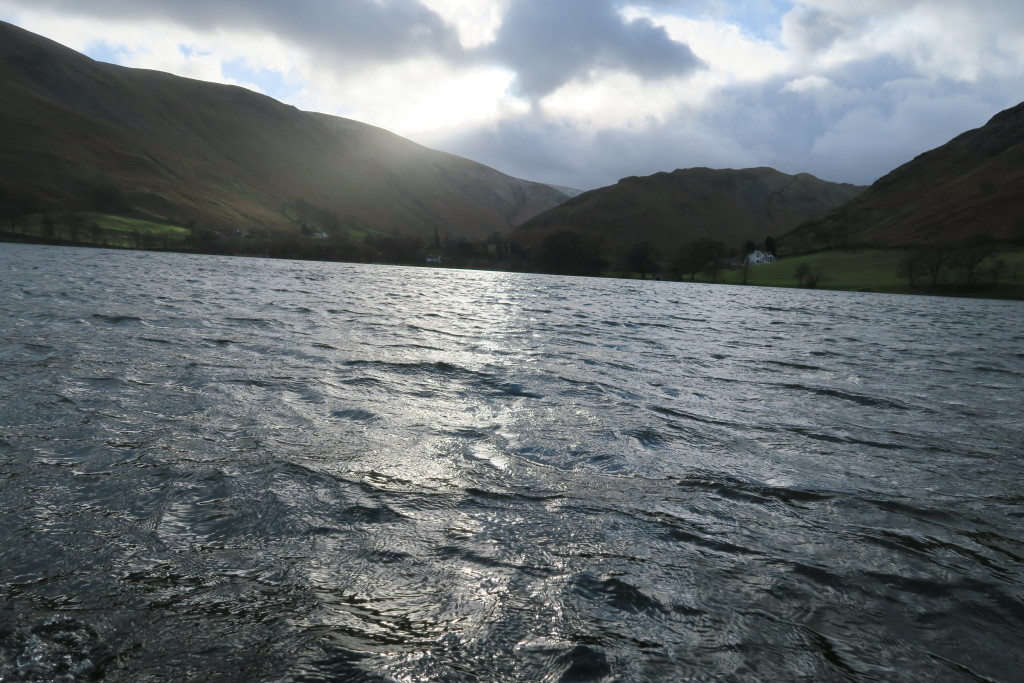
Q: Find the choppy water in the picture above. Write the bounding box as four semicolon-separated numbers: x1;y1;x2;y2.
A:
1;243;1023;682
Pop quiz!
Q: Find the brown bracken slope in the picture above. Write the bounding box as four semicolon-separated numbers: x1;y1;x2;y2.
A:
782;101;1024;251
514;166;864;251
0;20;567;237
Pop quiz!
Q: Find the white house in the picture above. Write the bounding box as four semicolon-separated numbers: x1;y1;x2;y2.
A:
745;250;777;265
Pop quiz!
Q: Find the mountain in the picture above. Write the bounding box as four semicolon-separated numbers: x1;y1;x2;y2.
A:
545;184;585;198
0;20;567;238
513;166;865;252
782;102;1024;251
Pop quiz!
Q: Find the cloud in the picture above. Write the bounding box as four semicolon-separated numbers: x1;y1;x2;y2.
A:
0;0;464;66
419;0;507;49
483;0;703;98
0;0;707;91
430;105;763;189
807;89;1000;181
782;75;832;94
782;0;1024;80
292;58;526;138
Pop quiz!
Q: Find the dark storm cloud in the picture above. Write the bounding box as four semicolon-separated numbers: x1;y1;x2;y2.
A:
484;0;703;98
2;0;464;63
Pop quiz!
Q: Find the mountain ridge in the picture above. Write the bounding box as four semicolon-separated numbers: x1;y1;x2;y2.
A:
513;165;866;253
0;20;568;239
782;101;1024;250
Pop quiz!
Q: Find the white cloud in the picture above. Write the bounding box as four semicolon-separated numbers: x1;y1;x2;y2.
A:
782;75;832;94
782;0;1024;81
522;9;792;141
622;6;791;84
294;58;526;138
539;70;696;131
0;7;308;92
0;1;530;143
419;0;507;48
114;43;248;89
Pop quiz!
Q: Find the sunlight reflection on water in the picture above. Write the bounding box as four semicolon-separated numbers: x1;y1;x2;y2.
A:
1;244;1023;681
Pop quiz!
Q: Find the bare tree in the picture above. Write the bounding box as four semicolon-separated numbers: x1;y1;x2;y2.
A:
793;263;822;288
623;241;659;279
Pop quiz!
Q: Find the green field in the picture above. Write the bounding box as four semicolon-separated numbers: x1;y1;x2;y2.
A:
91;214;190;240
698;248;1024;298
4;212;190;249
721;249;907;291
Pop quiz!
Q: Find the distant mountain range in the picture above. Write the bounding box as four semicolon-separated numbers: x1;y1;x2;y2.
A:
0;20;567;239
513;167;865;252
783;101;1024;251
514;99;1024;256
2;20;1020;259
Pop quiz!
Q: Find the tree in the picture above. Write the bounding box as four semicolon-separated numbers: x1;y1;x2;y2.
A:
793;263;822;288
917;247;952;288
898;250;922;288
623;241;659;279
952;235;995;287
985;259;1008;286
62;211;86;243
485;231;506;261
764;235;777;255
703;258;724;283
40;213;56;239
673;238;726;281
1;190;39;233
0;184;12;231
955;245;994;287
535;230;606;276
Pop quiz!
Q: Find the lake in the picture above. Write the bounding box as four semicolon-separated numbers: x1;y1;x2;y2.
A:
1;243;1023;681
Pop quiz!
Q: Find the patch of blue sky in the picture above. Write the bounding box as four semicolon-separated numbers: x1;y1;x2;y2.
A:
665;0;794;41
222;58;301;101
79;40;128;66
732;0;794;40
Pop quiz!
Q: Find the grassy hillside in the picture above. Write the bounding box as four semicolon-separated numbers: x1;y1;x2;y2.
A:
0;20;567;241
783;102;1024;251
515;167;864;253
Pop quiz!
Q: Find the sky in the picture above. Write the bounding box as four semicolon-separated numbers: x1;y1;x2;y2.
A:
1;0;1022;190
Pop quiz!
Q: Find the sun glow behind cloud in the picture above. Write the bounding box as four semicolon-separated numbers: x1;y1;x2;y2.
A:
0;4;526;139
1;0;1021;188
540;70;695;131
294;59;528;138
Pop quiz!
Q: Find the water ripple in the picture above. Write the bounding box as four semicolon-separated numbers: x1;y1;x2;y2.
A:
1;245;1022;681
